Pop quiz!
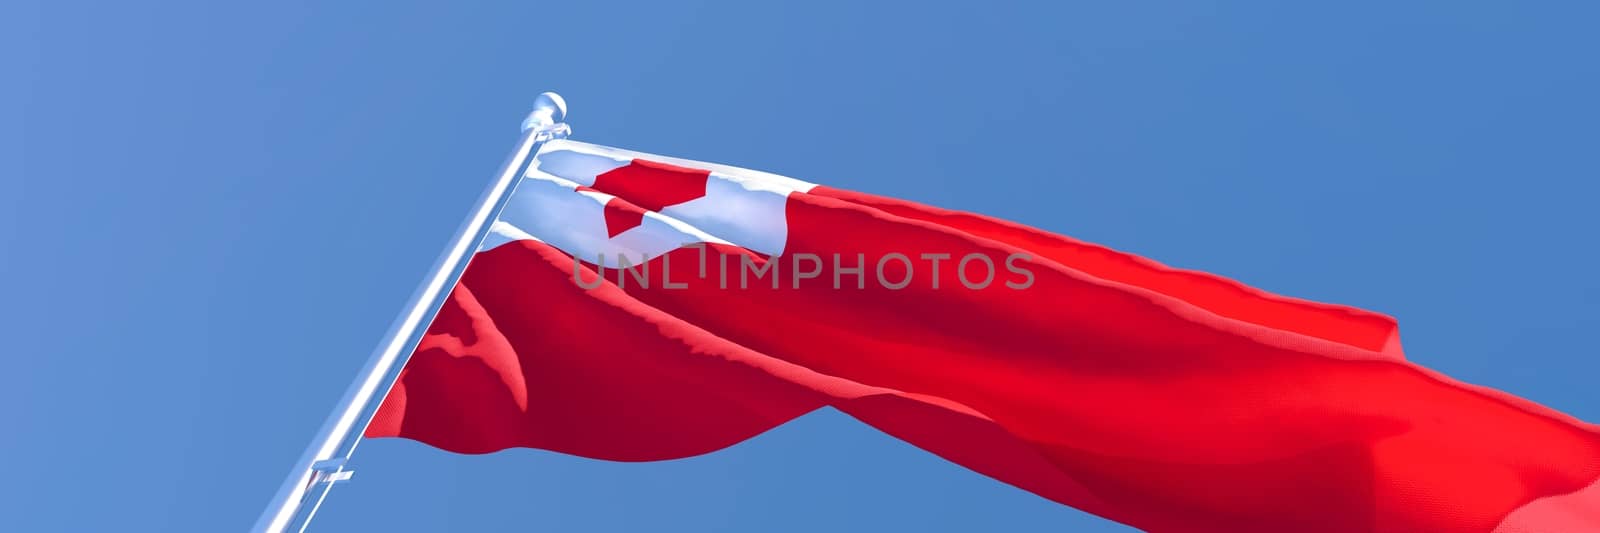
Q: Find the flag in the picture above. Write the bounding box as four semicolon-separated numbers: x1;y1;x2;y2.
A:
366;140;1600;532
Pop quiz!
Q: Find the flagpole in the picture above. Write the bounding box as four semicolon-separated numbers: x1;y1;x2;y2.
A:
252;92;571;533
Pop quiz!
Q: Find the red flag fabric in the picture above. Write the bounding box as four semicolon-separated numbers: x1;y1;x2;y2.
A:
366;140;1600;532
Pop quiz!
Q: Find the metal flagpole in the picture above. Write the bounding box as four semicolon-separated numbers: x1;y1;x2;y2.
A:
252;92;572;533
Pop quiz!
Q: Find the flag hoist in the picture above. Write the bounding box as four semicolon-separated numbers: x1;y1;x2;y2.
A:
251;92;572;533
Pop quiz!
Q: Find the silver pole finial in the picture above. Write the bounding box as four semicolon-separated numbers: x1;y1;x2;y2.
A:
521;92;571;139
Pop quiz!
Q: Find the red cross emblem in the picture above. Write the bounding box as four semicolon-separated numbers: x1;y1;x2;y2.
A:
585;159;711;237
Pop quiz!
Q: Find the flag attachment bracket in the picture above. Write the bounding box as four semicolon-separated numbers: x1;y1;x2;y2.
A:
309;458;353;485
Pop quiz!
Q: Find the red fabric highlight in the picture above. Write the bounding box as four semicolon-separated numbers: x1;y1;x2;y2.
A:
368;187;1600;532
809;186;1406;359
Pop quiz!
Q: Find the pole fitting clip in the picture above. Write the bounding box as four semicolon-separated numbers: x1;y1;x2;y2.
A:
310;458;354;485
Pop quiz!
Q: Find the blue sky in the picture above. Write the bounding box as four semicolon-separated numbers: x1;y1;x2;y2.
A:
5;1;1598;531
